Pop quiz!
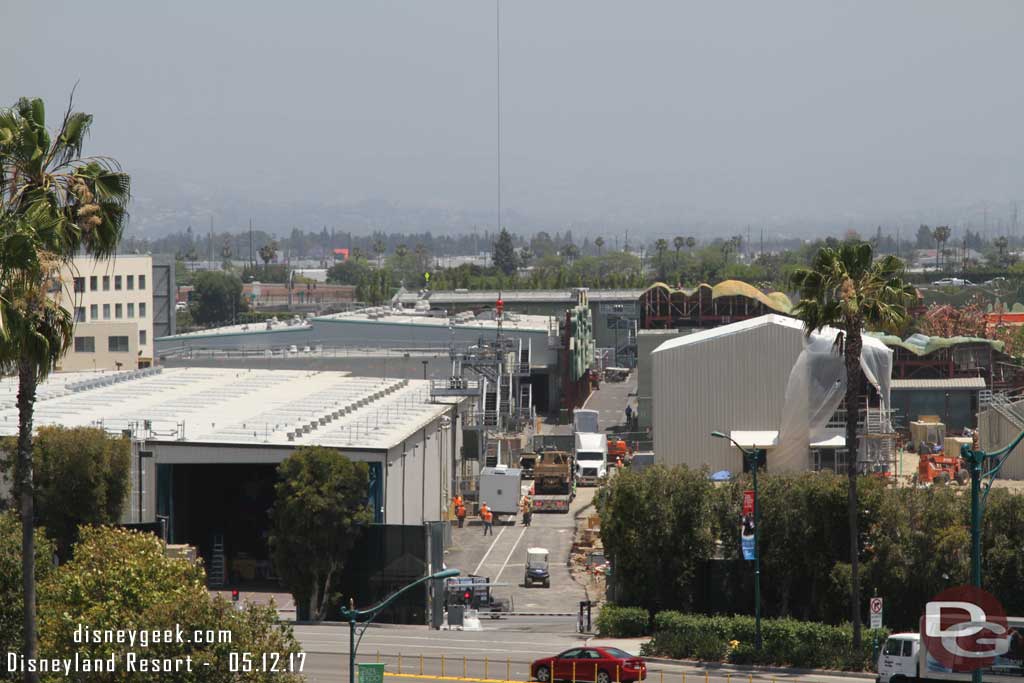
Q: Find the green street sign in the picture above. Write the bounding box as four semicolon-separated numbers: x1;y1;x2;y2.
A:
359;663;385;683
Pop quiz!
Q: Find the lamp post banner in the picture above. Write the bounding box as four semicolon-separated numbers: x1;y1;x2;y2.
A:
741;489;756;561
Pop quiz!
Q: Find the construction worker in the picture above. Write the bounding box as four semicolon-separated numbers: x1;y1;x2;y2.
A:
481;502;493;536
521;496;532;527
615;456;623;470
455;500;467;528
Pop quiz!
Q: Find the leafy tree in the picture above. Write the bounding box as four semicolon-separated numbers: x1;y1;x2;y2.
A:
595;237;605;256
597;465;716;614
38;526;302;683
3;426;129;558
327;257;372;286
0;512;54;666
0;95;129;677
258;240;278;277
493;228;518;276
916;224;934;250
918;299;987;338
269;447;372;621
654;239;670;280
789;242;915;647
995;236;1009;266
191;271;245;326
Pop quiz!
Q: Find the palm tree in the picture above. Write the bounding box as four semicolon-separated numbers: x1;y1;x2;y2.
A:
673;236;685;263
0;96;130;681
563;244;578;265
686;236;696;252
258;241;278;278
595;237;604;257
654;239;669;280
995;236;1009;266
414;243;428;271
933;225;951;271
789;242;915;650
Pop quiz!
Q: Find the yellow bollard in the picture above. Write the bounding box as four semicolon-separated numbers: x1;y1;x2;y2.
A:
572;661;577;683
705;672;709;683
661;671;665;683
464;656;468;678
420;655;424;675
683;671;686;683
376;651;381;664
749;676;752;683
595;664;599;682
729;675;732;683
616;665;621;683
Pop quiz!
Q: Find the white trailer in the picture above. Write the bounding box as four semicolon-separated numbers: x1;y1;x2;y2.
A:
478;466;523;522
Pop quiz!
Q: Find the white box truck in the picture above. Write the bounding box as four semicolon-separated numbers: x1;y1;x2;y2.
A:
478;465;522;523
877;617;1024;683
575;432;608;486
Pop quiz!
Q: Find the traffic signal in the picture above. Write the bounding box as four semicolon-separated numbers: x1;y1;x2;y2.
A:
463;590;472;604
231;589;239;602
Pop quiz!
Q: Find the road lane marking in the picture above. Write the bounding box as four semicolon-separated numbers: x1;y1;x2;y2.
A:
472;526;507;575
494;526;528;584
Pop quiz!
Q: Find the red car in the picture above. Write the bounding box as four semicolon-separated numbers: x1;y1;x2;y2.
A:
531;647;647;683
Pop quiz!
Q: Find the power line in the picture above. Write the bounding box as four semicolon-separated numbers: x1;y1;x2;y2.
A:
496;0;502;234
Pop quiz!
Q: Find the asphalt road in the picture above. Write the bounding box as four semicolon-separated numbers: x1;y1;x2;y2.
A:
444;487;597;615
292;623;874;683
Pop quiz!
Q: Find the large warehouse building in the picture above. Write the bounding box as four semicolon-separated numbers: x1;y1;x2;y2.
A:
651;314;892;474
0;367;465;596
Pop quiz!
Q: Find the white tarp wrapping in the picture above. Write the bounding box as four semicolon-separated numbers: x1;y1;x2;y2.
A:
772;328;893;472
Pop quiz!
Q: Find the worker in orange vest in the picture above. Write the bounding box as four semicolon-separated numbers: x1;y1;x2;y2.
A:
455;497;466;528
481;503;493;536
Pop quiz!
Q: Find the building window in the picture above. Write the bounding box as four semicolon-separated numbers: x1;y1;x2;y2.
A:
90;276;98;291
115;275;122;290
102;304;110;320
89;304;98;320
74;336;95;353
139;302;147;318
115;304;123;319
108;335;129;353
102;275;110;291
73;277;85;293
74;307;86;323
139;274;146;290
127;275;134;290
127;303;134;318
139;330;147;346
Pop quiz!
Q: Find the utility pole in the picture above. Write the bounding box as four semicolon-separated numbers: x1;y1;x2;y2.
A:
760;228;764;259
209;215;214;267
249;218;254;270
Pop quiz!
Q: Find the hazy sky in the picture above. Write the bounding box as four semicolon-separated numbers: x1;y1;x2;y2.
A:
4;1;1024;233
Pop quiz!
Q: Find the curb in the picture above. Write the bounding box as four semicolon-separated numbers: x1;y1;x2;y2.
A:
637;657;874;680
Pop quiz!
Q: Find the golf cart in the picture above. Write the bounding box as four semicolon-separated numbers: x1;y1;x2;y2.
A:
524;547;550;588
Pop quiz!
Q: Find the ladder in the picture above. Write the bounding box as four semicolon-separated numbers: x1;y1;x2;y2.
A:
208;533;226;587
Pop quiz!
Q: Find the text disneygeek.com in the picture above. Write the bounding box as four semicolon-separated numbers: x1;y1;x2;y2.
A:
5;624;306;676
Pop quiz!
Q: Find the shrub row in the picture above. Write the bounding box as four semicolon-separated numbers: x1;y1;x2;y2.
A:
596;605;649;637
641;612;888;671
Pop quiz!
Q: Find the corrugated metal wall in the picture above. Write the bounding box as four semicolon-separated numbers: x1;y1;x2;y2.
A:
638;329;684;430
652;322;805;472
978;408;1024;480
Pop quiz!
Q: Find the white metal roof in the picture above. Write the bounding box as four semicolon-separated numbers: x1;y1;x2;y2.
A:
652;314;890;354
730;431;779;448
159;317;312;340
396;289;642;304
315;308;552;332
0;367;452;450
891;377;987;390
810;434;846;448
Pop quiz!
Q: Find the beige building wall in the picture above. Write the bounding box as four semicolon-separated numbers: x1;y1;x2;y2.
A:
58;255;153;371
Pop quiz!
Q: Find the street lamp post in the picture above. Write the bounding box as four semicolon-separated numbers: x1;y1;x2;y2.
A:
959;429;1024;683
711;430;762;651
339;568;460;683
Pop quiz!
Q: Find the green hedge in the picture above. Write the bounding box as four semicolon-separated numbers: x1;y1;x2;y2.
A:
596;605;649;637
642;612;888;671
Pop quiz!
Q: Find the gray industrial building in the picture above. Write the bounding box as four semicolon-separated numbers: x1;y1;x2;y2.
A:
395;288;643;366
636;329;684;431
0;367;466;589
651;314;893;473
